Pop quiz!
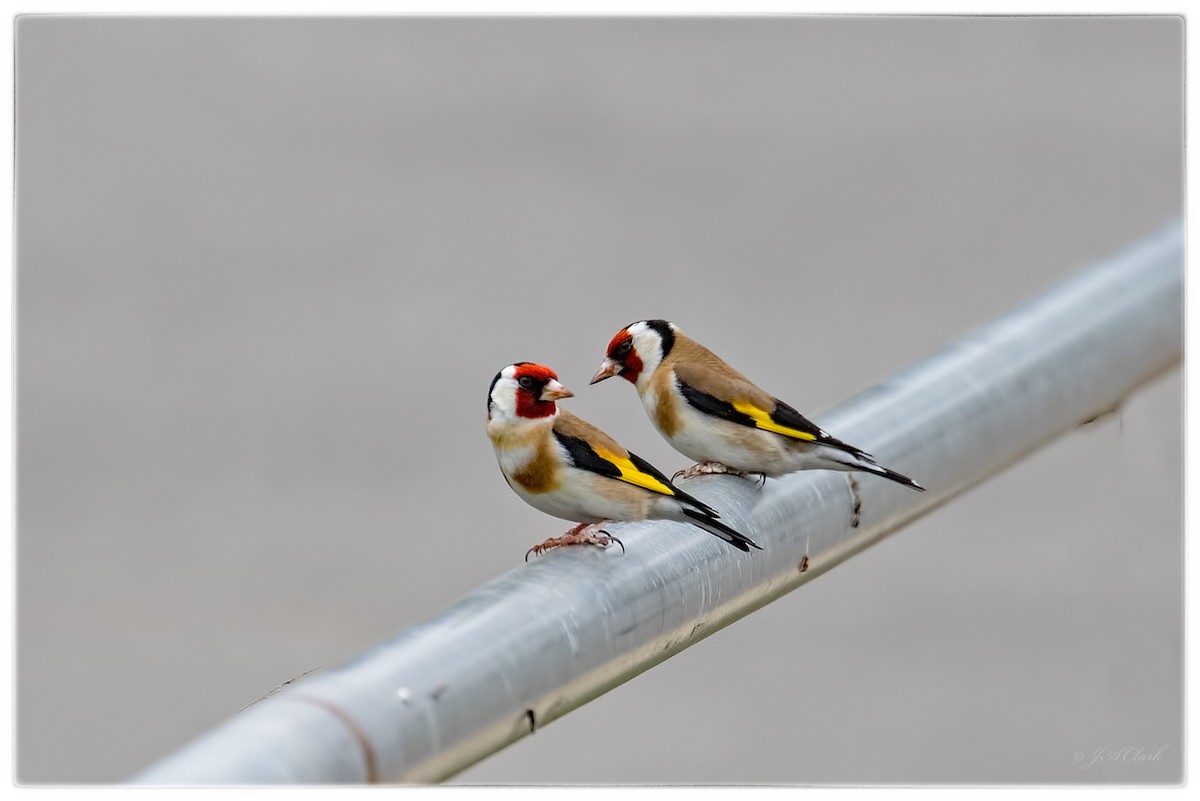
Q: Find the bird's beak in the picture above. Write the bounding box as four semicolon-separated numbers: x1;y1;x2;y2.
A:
540;379;574;401
590;358;622;385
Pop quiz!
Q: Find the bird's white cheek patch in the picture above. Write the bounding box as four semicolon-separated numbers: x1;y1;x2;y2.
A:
488;383;519;420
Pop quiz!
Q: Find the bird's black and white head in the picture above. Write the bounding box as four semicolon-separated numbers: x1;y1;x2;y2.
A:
591;319;678;390
487;362;574;422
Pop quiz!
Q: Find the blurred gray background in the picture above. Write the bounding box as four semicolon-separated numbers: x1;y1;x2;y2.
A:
16;16;1182;784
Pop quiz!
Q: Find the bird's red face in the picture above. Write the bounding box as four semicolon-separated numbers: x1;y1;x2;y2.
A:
591;329;643;385
511;363;573;419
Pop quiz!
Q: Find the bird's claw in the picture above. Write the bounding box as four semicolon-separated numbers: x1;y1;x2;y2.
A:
525;523;625;561
673;461;766;487
672;461;731;481
600;532;626;555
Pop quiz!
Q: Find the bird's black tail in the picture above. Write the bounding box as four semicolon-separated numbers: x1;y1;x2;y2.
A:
816;436;924;492
854;459;925;492
680;508;761;552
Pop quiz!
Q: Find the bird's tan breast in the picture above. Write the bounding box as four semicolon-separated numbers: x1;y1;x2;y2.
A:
511;439;559;494
489;422;560;495
647;367;682;438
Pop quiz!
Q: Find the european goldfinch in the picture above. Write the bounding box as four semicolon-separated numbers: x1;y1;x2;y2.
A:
487;362;760;557
590;320;925;492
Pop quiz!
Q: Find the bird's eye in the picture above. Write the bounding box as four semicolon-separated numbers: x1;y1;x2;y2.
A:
613;340;632;358
517;376;535;390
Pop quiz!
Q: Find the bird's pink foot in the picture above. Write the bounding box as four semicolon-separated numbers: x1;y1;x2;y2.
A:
673;461;765;487
525;522;625;561
672;461;735;481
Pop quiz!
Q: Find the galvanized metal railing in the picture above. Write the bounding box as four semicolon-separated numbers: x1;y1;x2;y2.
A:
134;220;1183;784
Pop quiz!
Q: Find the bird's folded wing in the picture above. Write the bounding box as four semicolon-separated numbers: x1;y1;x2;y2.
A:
673;362;825;443
552;412;677;496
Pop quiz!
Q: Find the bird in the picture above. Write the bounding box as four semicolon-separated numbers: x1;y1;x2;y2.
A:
589;320;925;495
486;362;761;558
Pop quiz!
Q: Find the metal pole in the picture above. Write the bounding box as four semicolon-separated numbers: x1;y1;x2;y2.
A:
134;220;1183;784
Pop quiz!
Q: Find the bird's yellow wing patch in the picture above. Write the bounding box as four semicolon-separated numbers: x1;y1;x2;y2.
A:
731;400;818;441
593;448;676;495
